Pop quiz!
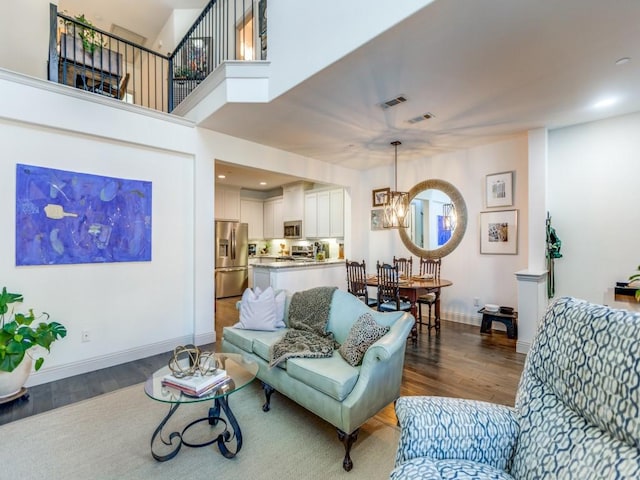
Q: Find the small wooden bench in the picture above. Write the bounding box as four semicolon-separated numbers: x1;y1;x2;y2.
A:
479;307;518;339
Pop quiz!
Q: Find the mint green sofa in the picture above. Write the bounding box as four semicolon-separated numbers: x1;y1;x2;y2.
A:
221;288;414;471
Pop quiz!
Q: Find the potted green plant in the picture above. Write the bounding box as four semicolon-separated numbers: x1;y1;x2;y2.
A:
0;287;67;398
60;13;104;55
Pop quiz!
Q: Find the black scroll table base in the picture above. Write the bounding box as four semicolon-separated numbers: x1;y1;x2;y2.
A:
150;395;242;462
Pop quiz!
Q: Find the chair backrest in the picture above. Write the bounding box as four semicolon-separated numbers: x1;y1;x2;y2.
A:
345;259;369;302
393;256;413;278
419;257;441;278
117;73;130;100
377;262;401;309
510;297;640;478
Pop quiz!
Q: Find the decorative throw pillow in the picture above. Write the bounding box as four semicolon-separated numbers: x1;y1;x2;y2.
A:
274;289;286;328
339;312;390;367
234;286;278;331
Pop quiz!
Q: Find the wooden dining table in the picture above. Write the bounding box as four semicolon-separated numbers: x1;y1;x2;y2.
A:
366;276;453;338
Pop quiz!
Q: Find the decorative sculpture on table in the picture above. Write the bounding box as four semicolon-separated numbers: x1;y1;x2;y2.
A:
168;345;219;378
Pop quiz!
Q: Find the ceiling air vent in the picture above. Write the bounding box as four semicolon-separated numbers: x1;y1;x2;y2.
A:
380;95;407;109
408;112;435;124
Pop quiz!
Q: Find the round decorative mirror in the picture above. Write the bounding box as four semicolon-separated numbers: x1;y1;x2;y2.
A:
399;179;467;258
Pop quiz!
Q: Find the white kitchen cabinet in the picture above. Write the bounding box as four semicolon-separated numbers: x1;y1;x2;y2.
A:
263;197;284;239
215;185;241;221
316;191;331;237
304;192;318;238
304;188;344;238
329;189;344;237
240;199;264;239
282;183;308;222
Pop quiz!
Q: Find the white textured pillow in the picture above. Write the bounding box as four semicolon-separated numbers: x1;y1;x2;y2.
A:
234;287;277;331
274;289;286;328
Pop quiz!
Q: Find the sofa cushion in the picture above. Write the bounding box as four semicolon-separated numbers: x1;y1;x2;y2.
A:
252;329;289;364
390;458;514;480
338;312;390;367
223;327;286;357
286;352;359;401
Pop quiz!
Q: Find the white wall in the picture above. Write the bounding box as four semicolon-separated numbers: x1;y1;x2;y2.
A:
548;112;640;306
0;0;52;79
267;0;435;98
365;136;530;325
0;72;199;385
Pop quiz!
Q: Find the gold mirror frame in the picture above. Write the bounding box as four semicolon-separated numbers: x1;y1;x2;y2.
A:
399;179;468;259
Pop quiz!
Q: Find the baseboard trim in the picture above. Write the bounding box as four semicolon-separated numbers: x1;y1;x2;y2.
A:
26;335;195;387
441;310;508;332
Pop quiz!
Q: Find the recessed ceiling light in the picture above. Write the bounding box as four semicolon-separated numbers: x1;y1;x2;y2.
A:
593;97;618;109
259;181;267;186
217;174;226;179
615;57;631;65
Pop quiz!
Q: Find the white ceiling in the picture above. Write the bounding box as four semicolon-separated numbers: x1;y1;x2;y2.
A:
61;0;640;186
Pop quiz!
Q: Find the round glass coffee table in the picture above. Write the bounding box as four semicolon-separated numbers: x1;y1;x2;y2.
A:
144;352;258;462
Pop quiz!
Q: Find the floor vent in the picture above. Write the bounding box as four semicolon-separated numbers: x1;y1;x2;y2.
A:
380;95;407;109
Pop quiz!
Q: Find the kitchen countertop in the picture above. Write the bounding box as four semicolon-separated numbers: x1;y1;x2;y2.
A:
252;259;345;269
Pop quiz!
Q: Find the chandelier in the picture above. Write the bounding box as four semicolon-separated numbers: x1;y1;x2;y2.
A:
383;141;409;229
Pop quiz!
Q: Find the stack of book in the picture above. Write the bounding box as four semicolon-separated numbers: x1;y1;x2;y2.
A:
162;369;229;397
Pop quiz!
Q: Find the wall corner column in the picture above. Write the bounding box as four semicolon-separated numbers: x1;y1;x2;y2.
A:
515;269;547;354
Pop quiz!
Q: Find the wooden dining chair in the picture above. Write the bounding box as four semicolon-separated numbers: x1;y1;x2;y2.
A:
345;259;377;308
417;257;442;332
376;262;412;313
393;256;413;279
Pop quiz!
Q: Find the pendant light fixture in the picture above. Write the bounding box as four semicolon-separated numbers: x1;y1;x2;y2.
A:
383;141;410;229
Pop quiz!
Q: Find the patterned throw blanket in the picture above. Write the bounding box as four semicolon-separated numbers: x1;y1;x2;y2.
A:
269;286;338;368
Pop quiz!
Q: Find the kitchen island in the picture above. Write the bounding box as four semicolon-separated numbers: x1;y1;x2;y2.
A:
252;259;346;292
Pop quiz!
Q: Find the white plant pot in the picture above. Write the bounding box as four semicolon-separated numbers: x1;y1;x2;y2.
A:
0;355;32;399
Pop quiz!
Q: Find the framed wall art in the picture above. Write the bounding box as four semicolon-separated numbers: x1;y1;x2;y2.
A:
372;187;390;207
371;209;384;230
15;164;152;266
480;209;518;254
486;171;514;208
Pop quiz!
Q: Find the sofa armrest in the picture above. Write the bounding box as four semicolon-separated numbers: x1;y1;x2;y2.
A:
394;396;518;471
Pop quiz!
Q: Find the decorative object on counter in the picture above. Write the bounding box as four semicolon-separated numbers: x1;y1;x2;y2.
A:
167;344;218;378
546;212;563;298
372;187;390;207
338;243;344;259
0;286;67;401
383;141;409;229
485;170;514;208
479;209;518;255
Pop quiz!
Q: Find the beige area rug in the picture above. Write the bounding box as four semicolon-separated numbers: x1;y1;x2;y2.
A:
0;380;400;479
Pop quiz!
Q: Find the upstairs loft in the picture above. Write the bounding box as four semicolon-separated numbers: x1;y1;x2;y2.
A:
49;0;268;114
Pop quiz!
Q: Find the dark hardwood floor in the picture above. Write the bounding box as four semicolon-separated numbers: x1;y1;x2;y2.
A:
1;296;526;427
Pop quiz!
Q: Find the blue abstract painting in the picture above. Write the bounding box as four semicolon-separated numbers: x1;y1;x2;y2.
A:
15;164;152;265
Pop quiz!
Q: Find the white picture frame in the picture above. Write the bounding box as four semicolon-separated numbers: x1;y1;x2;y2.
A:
480;209;518;254
486;171;514;208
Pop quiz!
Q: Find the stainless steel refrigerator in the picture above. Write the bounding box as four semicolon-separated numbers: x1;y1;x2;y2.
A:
215;221;249;298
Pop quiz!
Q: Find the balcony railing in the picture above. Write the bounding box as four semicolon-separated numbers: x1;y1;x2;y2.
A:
168;0;266;110
48;1;267;113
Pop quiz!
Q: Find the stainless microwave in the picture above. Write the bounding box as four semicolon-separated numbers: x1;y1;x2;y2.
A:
284;220;302;239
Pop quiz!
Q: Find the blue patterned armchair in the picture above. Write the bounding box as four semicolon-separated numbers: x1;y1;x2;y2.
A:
390;296;640;479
